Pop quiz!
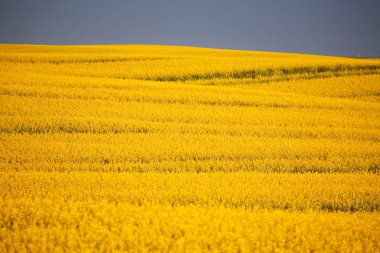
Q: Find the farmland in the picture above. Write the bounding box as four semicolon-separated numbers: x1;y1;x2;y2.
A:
1;44;380;252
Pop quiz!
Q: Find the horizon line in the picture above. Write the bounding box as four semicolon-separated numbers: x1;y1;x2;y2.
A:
1;43;378;59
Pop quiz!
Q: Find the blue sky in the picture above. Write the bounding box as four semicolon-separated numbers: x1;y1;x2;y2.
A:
0;0;379;56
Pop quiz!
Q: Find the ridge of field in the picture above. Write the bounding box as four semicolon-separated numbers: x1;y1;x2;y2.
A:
0;45;379;252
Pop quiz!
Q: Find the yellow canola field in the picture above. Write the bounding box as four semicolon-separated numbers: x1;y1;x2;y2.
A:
1;44;380;252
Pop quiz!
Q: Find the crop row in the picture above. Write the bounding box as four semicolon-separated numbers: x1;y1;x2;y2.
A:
2;172;379;211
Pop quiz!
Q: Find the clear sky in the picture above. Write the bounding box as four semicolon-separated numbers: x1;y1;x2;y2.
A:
0;0;379;56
